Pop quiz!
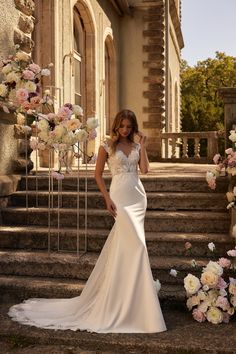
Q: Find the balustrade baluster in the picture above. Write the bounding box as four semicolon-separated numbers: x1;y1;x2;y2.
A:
194;138;200;158
171;138;177;158
182;137;188;158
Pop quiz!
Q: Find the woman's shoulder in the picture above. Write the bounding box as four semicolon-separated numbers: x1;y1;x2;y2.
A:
133;142;141;151
100;138;112;153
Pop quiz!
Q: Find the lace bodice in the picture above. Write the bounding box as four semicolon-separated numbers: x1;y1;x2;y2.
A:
101;141;140;177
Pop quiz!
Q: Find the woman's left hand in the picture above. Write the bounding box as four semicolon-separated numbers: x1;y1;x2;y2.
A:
136;131;147;146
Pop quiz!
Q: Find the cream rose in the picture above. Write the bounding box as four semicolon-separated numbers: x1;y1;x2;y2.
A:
65;119;81;131
74;129;89;143
0;84;8;97
201;271;219;288
38;119;49;132
16;51;29;62
2;64;12;75
204;261;223;276
24;81;37;93
54;125;66;140
184;274;201;295
206;307;223;324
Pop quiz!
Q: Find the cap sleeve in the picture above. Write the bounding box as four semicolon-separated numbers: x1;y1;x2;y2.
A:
101;140;109;153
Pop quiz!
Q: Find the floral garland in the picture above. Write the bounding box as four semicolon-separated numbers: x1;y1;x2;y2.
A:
206;129;236;190
0;45;98;177
183;242;236;324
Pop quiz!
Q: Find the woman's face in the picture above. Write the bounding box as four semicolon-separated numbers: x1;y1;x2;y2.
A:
118;118;133;139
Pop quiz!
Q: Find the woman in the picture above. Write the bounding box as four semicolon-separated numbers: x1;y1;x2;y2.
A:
8;109;166;333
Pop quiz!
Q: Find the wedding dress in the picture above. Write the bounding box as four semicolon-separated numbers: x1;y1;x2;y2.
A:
8;142;166;333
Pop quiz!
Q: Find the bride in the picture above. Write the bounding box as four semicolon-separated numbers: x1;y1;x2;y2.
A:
8;109;166;333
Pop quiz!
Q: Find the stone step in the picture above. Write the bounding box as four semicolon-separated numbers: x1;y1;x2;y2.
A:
0;250;208;285
0;226;233;257
3;302;235;354
18;174;228;193
1;207;230;233
10;190;228;210
0;275;185;304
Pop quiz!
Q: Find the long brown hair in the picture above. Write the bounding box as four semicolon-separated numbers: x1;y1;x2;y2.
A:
109;109;139;153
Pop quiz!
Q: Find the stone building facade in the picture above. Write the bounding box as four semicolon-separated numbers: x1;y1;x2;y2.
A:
0;0;183;174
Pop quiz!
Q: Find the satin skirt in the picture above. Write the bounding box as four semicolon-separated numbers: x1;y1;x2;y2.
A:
8;172;166;333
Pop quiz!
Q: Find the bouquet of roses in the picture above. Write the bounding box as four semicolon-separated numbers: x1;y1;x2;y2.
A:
184;246;236;324
0;45;52;124
206;129;236;190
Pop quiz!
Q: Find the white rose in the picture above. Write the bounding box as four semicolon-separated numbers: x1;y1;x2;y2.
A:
24;81;37;93
86;117;98;130
41;68;50;76
74;129;88;142
229;131;236;143
72;104;83;116
17;113;26;125
184;274;201;295
206;306;223;324
197;290;206;301
204;261;223;276
0;84;8;97
208;242;215;252
170;269;178;277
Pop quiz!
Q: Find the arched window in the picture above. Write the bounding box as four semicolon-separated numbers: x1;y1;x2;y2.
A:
105;35;117;135
73;2;95;117
73;7;85;107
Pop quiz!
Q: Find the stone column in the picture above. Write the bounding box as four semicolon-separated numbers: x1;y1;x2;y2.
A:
218;87;236;149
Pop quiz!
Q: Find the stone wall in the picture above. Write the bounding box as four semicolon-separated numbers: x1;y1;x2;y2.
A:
0;0;35;175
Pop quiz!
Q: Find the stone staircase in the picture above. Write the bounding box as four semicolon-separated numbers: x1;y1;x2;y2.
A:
0;171;233;305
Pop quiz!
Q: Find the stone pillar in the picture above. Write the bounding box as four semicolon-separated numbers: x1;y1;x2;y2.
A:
218;88;236;149
142;0;165;161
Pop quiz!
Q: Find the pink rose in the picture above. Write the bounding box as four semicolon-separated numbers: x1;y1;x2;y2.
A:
216;277;227;289
218;258;231;268
22;69;35;80
58;106;73;119
30;138;38;150
185;242;192;250
225;148;234;155
88;129;97;140
207;178;216;190
227;249;236;257
21;100;32;111
16;88;29;103
28;63;41;74
30;96;41;108
216;296;229;311
192;309;206;322
213;154;221;164
222;312;230;323
52;171;64;180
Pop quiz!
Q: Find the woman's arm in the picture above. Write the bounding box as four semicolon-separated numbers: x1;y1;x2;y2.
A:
94;146;117;218
137;132;149;174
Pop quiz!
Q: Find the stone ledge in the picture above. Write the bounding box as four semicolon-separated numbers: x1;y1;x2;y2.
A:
0;175;21;197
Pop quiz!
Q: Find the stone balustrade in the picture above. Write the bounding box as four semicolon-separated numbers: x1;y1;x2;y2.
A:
160;131;223;163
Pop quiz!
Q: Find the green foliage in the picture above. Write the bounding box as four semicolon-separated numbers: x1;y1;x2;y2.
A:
181;52;236;132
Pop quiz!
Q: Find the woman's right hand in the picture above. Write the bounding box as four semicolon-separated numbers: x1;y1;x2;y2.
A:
105;197;117;218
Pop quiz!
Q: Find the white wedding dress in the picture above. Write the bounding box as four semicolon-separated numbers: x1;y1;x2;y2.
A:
8;142;166;333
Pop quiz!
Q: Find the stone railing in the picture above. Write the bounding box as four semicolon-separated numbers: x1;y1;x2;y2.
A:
160;131;224;163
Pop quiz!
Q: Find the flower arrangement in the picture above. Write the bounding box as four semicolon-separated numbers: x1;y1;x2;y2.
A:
206;129;236;190
30;101;98;175
0;45;52;124
184;243;236;324
0;46;98;176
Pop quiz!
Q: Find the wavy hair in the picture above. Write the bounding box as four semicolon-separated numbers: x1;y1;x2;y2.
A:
109;109;139;154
